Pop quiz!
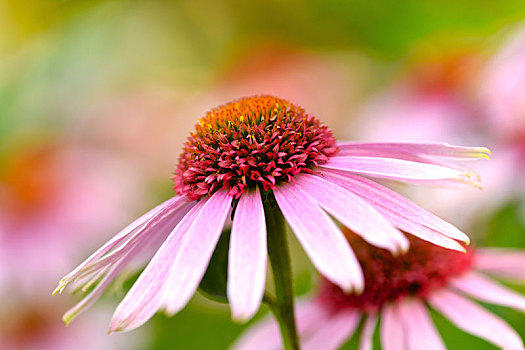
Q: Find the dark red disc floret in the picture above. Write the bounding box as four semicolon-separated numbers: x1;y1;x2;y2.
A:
174;95;338;200
317;230;475;313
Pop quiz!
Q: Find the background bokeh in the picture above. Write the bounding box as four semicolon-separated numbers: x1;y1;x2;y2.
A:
2;1;525;349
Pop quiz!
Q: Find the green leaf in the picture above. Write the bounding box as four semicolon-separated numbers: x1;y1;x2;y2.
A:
198;228;231;303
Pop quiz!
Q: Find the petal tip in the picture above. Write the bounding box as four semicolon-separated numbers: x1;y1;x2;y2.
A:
231;310;253;324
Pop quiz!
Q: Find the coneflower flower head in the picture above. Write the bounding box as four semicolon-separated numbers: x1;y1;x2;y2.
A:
54;95;490;334
174;95;337;199
318;232;475;313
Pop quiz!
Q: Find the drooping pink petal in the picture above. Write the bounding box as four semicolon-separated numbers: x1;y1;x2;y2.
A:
303;310;360;350
429;289;524;349
160;190;233;315
358;314;377;350
397;298;445;350
228;188;267;322
295;174;408;254
321;156;480;187
475;248;525;281
62;201;196;323
231;300;330;350
321;171;469;249
380;303;406;350
450;272;525;312
274;183;364;293
54;196;187;293
108;198;209;333
336;142;490;160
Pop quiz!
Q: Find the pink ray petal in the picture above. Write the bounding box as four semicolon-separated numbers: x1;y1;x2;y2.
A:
475;248;525;282
228;188;267;322
321;171;469;245
450;272;525;312
69;199;194;285
231;315;281;350
274;183;364;293
429;289;524;349
303;310;360;350
296;174;408;254
321;156;480;187
108;198;209;333
62;201;196;323
54;196;187;293
359;314;377;350
161;190;233;315
336;142;490;160
231;300;330;350
380;303;406;350
397;298;445;350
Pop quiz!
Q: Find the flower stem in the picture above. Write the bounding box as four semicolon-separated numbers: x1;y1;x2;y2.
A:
264;195;300;350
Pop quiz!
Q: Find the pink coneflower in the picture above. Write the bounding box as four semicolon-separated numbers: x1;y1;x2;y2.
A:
0;141;142;295
55;95;488;332
234;231;525;350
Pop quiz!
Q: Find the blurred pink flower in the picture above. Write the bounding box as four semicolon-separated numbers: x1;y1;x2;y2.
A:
0;140;143;295
352;53;520;227
56;96;487;333
481;22;525;141
0;298;144;350
234;232;525;350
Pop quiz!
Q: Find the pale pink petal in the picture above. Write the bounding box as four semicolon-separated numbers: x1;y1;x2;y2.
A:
337;142;490;160
429;289;524;349
450;272;525;312
161;190;233;315
228;188;267;322
62;201;196;323
359;314;377;350
296;174;408;254
321;156;480;187
64;198;194;288
303;310;360;350
274;183;364;293
322;171;470;245
397;298;445;350
54;196;187;293
380;303;406;350
108;198;209;333
231;315;281;350
232;300;330;350
475;248;525;282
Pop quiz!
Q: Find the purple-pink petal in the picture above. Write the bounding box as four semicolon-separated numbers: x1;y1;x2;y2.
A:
322;171;470;243
54;196;186;294
321;156;479;186
303;310;360;350
232;300;330;350
296;174;408;254
359;314;377;350
429;289;524;349
397;298;445;350
274;183;364;293
336;141;490;160
227;188;267;322
450;272;525;312
160;190;233;315
108;199;208;333
380;303;406;350
475;248;525;281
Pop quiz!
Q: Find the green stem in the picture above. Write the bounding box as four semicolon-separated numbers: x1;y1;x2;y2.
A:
264;195;300;350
